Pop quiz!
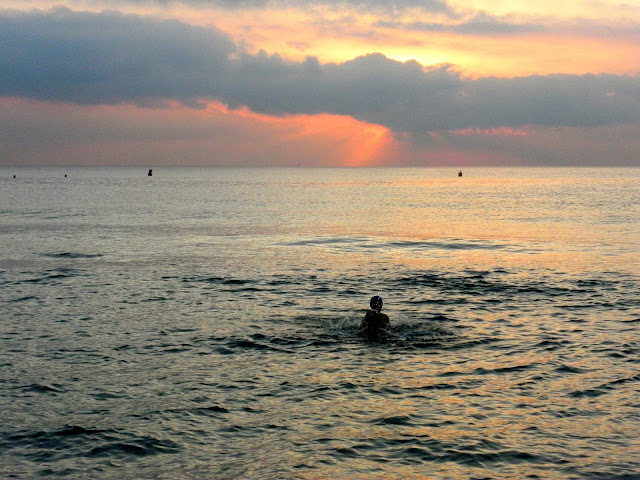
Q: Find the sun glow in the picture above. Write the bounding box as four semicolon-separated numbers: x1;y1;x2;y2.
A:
208;102;393;166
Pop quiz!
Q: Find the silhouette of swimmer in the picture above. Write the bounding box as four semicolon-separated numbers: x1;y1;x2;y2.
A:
359;295;390;341
148;169;153;176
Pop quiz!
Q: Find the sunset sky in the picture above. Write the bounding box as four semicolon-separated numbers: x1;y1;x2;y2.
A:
2;0;640;166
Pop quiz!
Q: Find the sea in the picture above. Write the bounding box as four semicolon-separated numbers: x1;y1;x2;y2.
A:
1;167;639;479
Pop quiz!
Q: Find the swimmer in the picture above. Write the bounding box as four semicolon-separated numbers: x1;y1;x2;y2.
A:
359;295;390;341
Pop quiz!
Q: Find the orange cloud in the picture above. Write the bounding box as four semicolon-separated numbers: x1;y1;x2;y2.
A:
208;102;393;166
0;97;396;167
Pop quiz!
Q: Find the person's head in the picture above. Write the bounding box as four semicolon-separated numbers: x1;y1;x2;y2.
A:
370;295;383;312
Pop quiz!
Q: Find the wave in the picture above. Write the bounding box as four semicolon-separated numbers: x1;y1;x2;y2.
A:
437;361;537;378
390;270;639;316
569;373;640;399
7;295;39;303
20;383;66;394
154;268;638;324
17;270;80;284
621;317;640;324
278;235;533;253
325;435;558;469
3;425;181;460
42;252;104;259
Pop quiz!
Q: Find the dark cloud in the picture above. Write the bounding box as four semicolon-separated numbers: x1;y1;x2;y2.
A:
0;6;235;107
2;7;640;137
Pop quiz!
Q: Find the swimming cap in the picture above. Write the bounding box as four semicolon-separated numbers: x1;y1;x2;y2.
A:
370;295;383;311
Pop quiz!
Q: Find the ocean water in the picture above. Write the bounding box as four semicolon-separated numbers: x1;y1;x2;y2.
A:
1;166;639;479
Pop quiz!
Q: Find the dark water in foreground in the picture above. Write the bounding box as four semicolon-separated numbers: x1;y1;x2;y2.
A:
1;167;639;479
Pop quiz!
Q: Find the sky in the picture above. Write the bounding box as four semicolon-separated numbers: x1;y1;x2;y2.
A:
2;0;640;166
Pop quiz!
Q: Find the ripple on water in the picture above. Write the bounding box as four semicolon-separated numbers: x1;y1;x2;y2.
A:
7;295;39;303
14;268;84;286
569;373;640;399
3;425;181;462
42;252;104;259
19;383;66;395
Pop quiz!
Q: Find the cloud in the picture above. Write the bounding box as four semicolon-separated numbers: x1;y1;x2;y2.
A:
0;6;236;107
375;12;640;39
94;0;454;14
2;7;640;139
375;12;547;36
0;98;394;166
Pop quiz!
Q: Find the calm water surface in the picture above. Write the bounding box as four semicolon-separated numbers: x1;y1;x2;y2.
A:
1;167;639;479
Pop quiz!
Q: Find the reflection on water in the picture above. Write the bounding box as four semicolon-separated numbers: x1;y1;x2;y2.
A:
0;167;639;479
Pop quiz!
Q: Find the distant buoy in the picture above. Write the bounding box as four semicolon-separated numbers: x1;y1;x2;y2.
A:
148;169;153;177
64;174;67;178
13;175;16;178
458;171;463;177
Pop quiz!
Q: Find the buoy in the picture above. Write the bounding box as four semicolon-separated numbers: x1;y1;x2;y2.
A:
458;171;462;177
